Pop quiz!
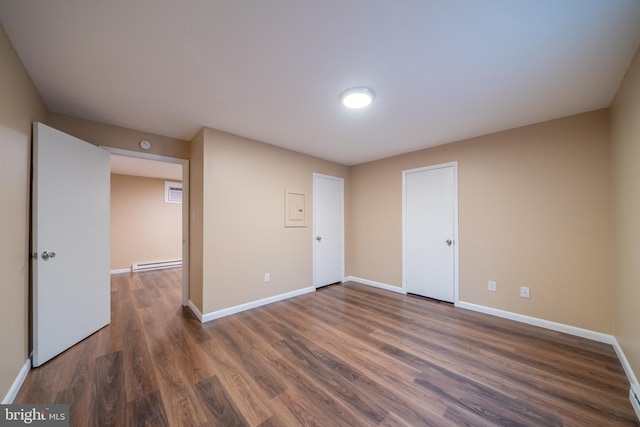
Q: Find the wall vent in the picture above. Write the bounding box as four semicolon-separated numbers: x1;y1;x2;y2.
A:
131;260;182;272
631;382;640;421
165;181;182;203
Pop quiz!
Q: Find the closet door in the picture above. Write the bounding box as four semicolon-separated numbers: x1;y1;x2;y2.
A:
403;163;457;302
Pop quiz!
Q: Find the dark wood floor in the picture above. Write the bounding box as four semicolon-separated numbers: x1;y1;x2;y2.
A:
15;268;639;426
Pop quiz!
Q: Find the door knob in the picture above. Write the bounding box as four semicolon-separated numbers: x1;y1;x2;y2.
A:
316;236;322;242
445;239;452;246
41;251;56;260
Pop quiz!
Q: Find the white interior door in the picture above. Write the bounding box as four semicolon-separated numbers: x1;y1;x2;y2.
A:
403;163;457;302
313;173;344;288
32;122;110;367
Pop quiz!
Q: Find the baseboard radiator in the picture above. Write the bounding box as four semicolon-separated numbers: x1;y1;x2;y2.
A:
131;260;182;272
631;382;640;421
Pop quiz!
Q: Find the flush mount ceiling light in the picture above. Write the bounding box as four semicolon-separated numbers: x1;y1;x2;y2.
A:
340;87;375;109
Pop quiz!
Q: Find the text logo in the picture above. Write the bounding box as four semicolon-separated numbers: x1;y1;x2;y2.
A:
0;405;69;427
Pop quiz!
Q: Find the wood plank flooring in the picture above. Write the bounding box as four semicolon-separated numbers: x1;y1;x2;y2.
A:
15;268;639;426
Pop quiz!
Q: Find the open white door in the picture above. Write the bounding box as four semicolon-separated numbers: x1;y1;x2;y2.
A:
32;122;110;367
313;173;344;288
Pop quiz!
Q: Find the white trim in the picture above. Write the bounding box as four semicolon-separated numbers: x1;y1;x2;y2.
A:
2;358;31;404
455;300;614;344
100;146;190;307
188;300;203;322
631;382;640;422
199;286;315;323
102;146;186;165
110;268;130;275
313;173;345;289
402;161;459;303
612;338;639;385
612;337;640;421
344;276;406;294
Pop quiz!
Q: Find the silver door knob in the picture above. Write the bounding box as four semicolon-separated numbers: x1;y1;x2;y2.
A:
445;239;452;246
41;251;56;260
316;236;322;242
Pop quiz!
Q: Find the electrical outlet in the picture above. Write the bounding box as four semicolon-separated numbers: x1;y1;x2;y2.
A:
264;273;270;283
520;286;530;298
488;281;496;292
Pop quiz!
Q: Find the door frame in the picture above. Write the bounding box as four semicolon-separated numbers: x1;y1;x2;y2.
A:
402;161;459;303
312;173;345;288
102;146;190;306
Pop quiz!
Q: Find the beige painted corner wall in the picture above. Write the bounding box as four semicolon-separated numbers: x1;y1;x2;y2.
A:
192;127;349;314
110;174;182;270
348;110;613;333
0;24;47;400
611;45;640;381
46;113;190;159
189;129;205;311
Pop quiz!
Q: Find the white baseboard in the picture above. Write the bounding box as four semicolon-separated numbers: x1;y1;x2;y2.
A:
455;300;614;344
612;338;640;422
631;382;640;422
198;286;315;323
187;300;203;321
343;276;405;294
612;338;639;385
2;357;31;404
110;268;130;275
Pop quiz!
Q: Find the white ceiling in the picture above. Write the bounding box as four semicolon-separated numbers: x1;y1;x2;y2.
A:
2;1;640;165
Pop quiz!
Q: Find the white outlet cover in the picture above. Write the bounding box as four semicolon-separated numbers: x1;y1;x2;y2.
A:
520;286;530;298
488;281;496;291
264;273;270;282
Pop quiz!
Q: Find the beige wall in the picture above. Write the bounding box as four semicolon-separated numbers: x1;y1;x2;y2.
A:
189;129;205;310
192;127;348;314
611;46;640;381
47;113;190;159
348;110;614;333
110;174;182;270
0;25;47;399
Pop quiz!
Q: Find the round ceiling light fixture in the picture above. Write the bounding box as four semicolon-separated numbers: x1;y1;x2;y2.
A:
340;87;375;109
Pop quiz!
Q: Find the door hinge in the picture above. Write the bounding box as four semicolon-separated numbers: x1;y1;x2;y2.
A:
31;252;38;260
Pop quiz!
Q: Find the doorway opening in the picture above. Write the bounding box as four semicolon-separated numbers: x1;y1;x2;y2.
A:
103;147;190;306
